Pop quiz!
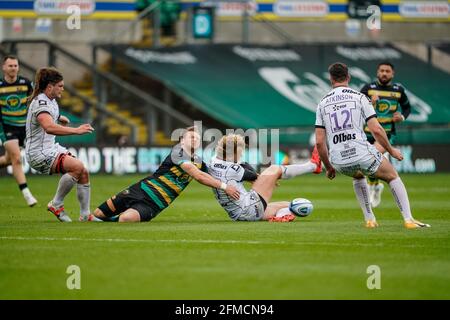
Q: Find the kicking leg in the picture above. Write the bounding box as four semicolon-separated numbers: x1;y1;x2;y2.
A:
252;147;321;203
280;146;322;179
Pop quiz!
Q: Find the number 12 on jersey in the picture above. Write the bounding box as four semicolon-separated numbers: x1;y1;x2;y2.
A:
326;102;356;133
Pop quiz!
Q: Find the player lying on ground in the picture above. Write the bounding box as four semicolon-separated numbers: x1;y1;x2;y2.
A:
315;62;429;229
92;127;240;222
25;67;96;222
0;55;37;206
208;134;322;222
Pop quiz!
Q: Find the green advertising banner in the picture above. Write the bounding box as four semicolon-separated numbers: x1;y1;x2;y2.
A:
109;43;450;139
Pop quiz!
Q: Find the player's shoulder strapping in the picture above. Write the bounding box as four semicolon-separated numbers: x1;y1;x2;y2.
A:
360;82;372;94
393;83;406;92
31;94;52;114
18;76;32;85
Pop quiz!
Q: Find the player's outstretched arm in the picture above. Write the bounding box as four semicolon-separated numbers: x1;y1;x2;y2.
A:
367;117;403;161
315;127;335;179
180;162;240;200
37;113;94;136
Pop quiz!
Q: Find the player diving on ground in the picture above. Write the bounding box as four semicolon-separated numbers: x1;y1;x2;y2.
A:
208;134;322;222
93;127;240;222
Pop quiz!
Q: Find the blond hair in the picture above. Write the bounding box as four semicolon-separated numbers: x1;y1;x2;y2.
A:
216;134;245;162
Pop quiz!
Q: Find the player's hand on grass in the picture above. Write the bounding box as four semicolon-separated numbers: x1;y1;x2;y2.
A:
390;147;403;161
58;115;70;126
225;185;240;200
76;124;94;135
326;167;336;180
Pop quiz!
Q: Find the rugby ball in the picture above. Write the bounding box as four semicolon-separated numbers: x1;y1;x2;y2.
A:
289;198;313;217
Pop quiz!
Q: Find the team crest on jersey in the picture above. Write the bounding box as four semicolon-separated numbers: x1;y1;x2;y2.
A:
377;100;391;114
6;95;21;109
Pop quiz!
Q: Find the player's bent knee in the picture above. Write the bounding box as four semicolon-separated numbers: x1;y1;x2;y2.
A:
118;214;141;223
80;167;89;182
10;154;22;166
354;175;365;180
261;165;281;177
386;171;399;182
93;208;106;218
71;161;85;178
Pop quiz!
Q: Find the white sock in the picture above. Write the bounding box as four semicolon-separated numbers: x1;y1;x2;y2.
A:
77;183;91;217
21;187;32;197
389;177;413;221
353;178;376;221
53;174;78;207
276;207;292;218
281;162;316;179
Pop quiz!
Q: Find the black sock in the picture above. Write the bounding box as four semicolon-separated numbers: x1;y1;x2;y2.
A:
101;215;120;222
19;183;28;191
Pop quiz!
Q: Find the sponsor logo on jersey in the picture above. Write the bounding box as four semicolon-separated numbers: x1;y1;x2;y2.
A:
213;163;227;169
333;133;357;144
342;89;360;95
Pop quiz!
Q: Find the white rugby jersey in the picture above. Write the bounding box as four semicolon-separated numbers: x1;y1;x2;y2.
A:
25;93;60;156
315;86;377;165
208;157;255;216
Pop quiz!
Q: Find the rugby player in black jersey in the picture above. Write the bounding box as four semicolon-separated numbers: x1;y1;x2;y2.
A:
360;62;411;208
93;127;240;222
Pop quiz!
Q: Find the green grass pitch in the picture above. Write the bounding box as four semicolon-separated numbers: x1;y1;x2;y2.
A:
0;173;449;299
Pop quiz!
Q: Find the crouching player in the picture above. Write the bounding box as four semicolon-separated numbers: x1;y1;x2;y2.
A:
93;127;240;222
26;67;96;222
208;134;322;222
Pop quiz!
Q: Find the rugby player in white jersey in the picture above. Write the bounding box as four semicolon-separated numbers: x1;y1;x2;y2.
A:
26;67;96;222
315;62;429;229
208;134;322;222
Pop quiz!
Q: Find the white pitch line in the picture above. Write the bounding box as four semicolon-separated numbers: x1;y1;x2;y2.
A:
0;236;442;249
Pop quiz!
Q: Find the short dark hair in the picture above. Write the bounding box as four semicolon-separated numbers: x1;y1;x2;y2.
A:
3;55;18;64
328;62;349;82
377;61;395;70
